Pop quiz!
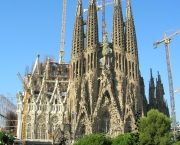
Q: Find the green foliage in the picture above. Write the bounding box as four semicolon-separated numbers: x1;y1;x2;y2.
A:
73;110;175;145
111;132;139;145
172;141;180;145
139;109;172;145
74;133;112;145
74;133;140;145
0;131;15;145
111;133;131;145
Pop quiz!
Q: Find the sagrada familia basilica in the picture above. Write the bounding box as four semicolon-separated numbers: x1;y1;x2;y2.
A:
16;0;169;144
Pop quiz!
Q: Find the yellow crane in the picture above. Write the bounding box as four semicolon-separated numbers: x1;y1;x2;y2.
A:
17;72;31;141
59;0;67;64
153;30;180;141
17;55;39;141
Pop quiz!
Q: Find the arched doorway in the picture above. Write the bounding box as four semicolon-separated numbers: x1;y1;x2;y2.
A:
101;111;110;133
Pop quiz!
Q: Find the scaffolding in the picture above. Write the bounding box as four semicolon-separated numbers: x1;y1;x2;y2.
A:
0;94;17;135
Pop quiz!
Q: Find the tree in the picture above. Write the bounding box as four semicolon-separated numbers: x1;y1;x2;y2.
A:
111;132;139;145
138;109;172;145
74;134;112;145
0;131;15;145
172;141;180;145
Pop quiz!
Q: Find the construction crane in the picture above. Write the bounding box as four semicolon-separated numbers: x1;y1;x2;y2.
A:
59;0;67;64
83;1;113;13
174;88;180;94
153;30;180;141
102;0;106;37
84;0;113;40
17;72;31;141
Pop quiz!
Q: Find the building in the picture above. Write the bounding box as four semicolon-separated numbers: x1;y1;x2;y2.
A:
0;94;17;135
148;69;169;116
16;0;169;144
16;56;70;144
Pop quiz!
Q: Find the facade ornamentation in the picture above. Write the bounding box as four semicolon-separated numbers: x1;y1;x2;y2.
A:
16;0;169;143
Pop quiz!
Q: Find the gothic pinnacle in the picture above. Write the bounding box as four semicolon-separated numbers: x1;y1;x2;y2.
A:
126;0;133;19
89;0;96;4
114;0;120;5
76;0;82;17
150;68;153;78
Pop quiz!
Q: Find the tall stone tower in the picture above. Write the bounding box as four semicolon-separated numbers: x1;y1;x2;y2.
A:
65;0;146;139
148;69;169;117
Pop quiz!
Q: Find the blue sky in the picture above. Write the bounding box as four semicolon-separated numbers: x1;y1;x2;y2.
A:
0;0;180;122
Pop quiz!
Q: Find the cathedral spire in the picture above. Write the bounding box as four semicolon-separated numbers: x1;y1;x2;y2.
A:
71;0;84;58
113;0;125;50
156;71;165;108
150;68;153;78
76;0;83;17
157;71;162;83
149;68;155;88
114;0;120;5
86;0;98;49
125;0;138;57
149;69;155;109
89;0;96;4
126;0;133;19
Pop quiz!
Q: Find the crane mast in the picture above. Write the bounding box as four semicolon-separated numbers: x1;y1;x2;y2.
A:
83;1;114;13
102;0;106;38
17;72;31;140
59;0;67;64
153;30;180;141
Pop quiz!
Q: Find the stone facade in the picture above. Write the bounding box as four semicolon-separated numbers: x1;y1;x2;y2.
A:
16;57;70;143
16;0;169;143
65;0;169;139
65;0;143;139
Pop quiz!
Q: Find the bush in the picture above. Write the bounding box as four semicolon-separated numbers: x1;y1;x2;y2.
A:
0;131;15;145
111;132;139;145
74;133;112;145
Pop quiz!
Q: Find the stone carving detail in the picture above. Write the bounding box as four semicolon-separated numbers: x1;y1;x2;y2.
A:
52;116;59;124
15;0;169;141
37;115;46;123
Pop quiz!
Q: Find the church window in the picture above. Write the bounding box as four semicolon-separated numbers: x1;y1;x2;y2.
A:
94;52;96;68
83;58;86;73
101;111;110;133
28;98;30;104
132;62;134;79
27;124;31;139
91;53;93;69
37;124;40;139
41;124;46;139
119;54;121;70
37;124;46;139
125;59;127;75
73;62;75;79
27;115;31;123
80;61;82;77
88;55;90;71
76;61;79;77
136;64;138;79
